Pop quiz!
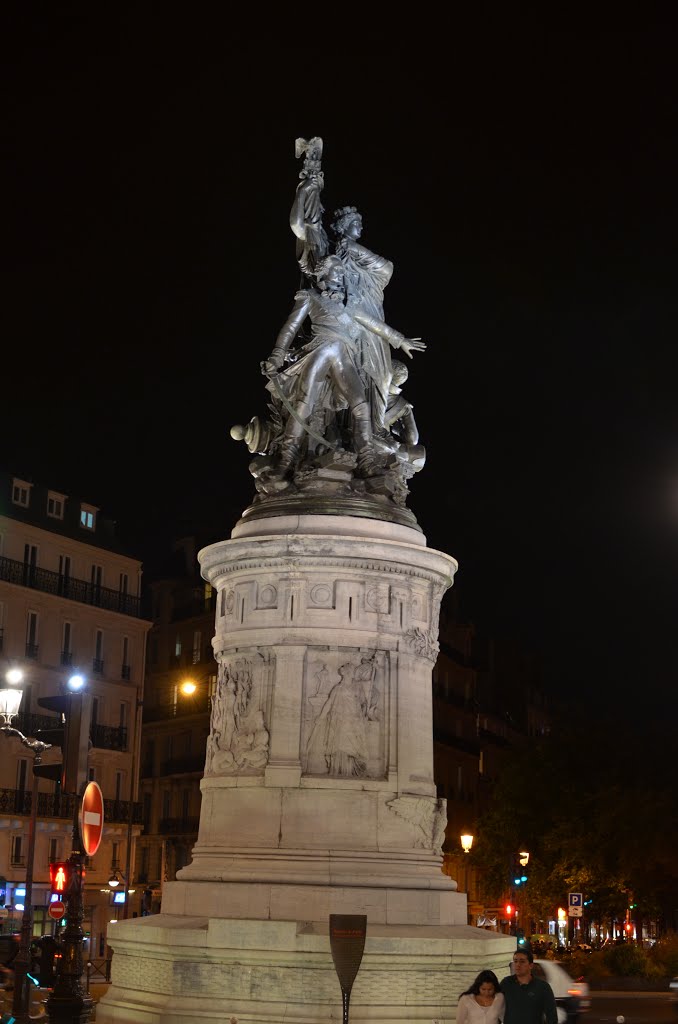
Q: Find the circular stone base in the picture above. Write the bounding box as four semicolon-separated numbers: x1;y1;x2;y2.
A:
239;492;421;531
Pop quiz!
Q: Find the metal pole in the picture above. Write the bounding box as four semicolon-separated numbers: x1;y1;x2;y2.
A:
11;752;40;1024
46;795;93;1024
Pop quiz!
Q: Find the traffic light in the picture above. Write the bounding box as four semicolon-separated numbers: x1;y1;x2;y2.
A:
34;691;92;794
49;862;72;898
516;928;528;949
505;903;514;917
513;853;529;886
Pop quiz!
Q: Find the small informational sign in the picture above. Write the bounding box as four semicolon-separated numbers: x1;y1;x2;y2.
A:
568;893;583;917
48;901;65;921
329;914;367;1024
80;781;104;857
0;907;9;919
113;891;126;904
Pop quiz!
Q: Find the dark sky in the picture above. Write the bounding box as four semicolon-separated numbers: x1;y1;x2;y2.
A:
4;12;678;718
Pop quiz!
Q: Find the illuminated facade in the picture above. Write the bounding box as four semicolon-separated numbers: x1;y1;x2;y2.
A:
0;472;150;955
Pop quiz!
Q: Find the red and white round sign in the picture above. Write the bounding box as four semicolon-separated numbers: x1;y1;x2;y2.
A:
79;781;104;857
48;900;65;921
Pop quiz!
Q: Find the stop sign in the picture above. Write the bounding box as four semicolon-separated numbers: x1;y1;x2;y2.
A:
48;900;65;920
79;781;104;857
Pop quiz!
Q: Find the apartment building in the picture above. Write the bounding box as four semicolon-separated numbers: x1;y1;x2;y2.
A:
137;537;214;906
0;472;151;954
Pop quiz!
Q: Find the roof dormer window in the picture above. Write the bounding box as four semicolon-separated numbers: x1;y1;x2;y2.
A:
47;491;67;520
79;503;98;531
12;479;32;508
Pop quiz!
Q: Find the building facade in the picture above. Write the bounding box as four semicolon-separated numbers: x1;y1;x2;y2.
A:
137;537;214;908
432;599;551;928
0;472;150;956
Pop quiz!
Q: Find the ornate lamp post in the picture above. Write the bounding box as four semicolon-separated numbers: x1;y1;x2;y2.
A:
0;668;51;1024
460;833;474;915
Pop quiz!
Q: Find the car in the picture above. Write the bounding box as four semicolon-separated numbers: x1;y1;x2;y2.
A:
533;959;590;1022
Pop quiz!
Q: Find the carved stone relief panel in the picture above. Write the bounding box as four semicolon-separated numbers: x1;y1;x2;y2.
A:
301;648;389;780
205;650;273;776
386;796;447;854
308;581;335;608
256;583;278;609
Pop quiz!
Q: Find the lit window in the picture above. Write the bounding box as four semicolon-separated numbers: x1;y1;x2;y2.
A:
12;479;31;508
47;491;66;519
80;507;96;530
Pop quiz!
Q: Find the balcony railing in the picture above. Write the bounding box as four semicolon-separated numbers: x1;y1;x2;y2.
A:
0;787;142;823
91;723;127;751
143;696;212;723
13;711;58;736
0;554;141;618
160;754;205;776
60;650;73;666
25;642;39;659
1;788;136;823
121;663;131;680
158;816;200;835
92;658;105;674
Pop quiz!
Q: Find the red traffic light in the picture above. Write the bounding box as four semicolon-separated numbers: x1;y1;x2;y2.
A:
49;861;71;895
505;903;514;917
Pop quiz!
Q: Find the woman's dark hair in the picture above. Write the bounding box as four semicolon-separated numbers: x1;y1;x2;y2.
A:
460;970;500;999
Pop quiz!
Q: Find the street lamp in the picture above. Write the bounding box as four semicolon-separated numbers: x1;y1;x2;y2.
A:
460;833;474;908
0;668;51;1024
107;869;123;888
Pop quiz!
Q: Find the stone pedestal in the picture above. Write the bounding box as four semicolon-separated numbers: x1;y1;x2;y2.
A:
98;515;514;1023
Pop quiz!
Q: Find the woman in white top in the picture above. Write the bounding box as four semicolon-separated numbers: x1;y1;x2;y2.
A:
457;970;505;1024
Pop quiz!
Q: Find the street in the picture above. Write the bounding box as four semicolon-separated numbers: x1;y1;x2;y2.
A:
587;994;677;1023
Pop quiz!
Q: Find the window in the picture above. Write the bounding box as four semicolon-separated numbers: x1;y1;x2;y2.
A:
47;491;66;519
11;835;23;865
192;630;201;664
140;846;150;878
181;790;190;820
174;635;182;658
26;611;39;658
91;697;99;725
115;772;123;802
80;504;97;531
12;479;31;508
162;791;171;819
208;674;217;700
94;629;104;673
88;766;96;782
119;702;128;730
16;759;28;792
122;636;130;679
111;841;120;869
49;837;60;862
62;622;73;665
23;544;38;580
91;564;103;590
119;572;128;595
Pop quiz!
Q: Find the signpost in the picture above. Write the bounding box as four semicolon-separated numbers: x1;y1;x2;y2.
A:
48;901;65;922
79;781;104;857
329;915;367;1024
568;893;583;917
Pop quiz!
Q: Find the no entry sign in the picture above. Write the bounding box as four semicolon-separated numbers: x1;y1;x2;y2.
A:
48;900;65;921
80;781;104;857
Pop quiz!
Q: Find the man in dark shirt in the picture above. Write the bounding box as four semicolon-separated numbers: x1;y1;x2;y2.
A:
500;949;558;1024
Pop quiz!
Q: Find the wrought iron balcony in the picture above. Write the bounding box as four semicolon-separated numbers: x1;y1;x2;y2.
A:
91;723;127;751
0;554;141;618
60;650;73;666
13;711;58;736
143;695;211;722
92;658;105;674
121;663;131;680
25;642;39;659
0;787;142;823
158;816;200;835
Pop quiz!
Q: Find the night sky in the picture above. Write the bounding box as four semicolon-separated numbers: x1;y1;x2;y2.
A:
4;12;678;723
